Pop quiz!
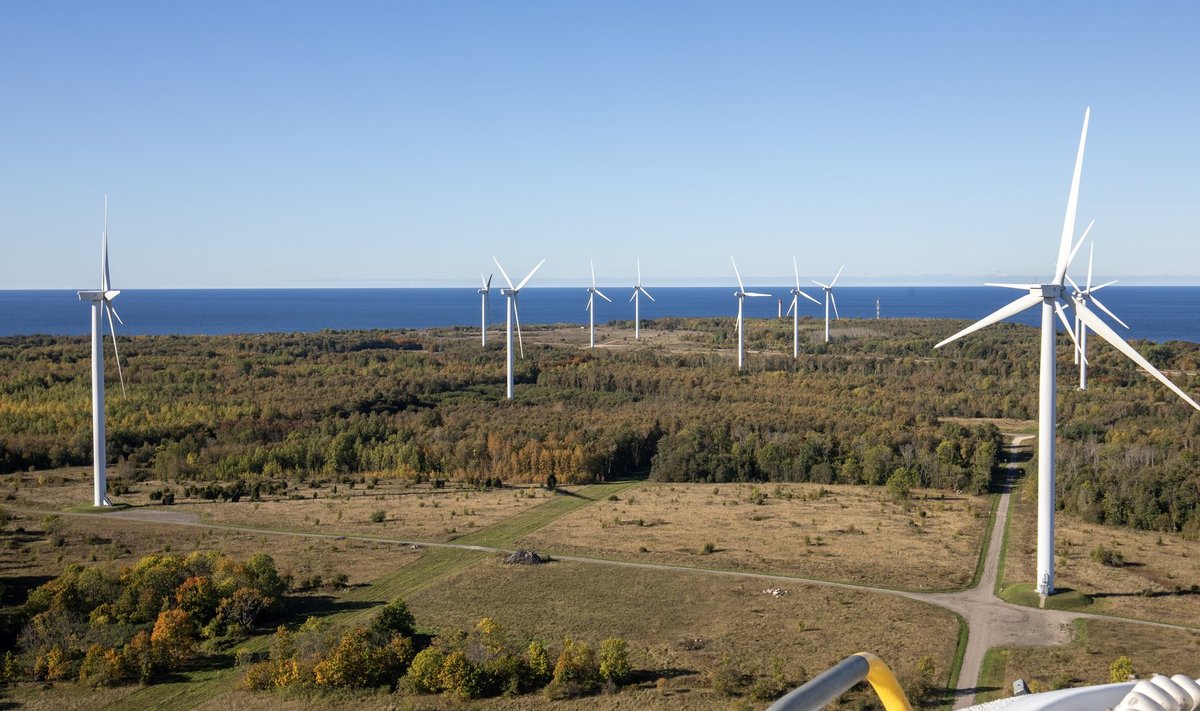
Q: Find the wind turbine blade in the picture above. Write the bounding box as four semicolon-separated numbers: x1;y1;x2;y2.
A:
1054;107;1090;286
1086;240;1095;291
1064;218;1095;275
731;256;745;293
585;294;592;312
514;295;525;359
1090;279;1118;293
985;283;1038;290
1065;275;1082;293
786;295;796;316
829;292;840;319
1055;301;1086;363
514;258;545;292
745;292;770;298
493;257;515;290
629;290;637;303
812;280;831;289
640;286;655;303
935;292;1043;349
1077;304;1200;411
105;304;127;400
481;273;488;290
829;265;844;288
590;258;596;289
799;290;820;305
486;273;493;289
102;194;111;292
792;255;801;290
1089;294;1130;329
107;303;124;325
595;288;612;303
637;259;642;286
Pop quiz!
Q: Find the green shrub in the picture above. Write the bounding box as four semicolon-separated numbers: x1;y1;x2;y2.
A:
370;510;386;524
598;638;631;685
546;637;600;699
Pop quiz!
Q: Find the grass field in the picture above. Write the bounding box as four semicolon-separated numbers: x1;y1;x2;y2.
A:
1001;476;1200;627
976;618;1200;702
518;482;992;590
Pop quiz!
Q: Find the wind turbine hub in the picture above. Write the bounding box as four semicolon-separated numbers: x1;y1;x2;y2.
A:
1034;284;1064;299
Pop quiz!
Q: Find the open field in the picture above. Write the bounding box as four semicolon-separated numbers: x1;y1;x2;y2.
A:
977;618;1200;701
402;556;962;709
1000;474;1200;627
519;482;992;590
5;470;557;542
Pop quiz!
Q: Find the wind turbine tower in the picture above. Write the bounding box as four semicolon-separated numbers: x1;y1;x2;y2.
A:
585;260;612;349
493;257;544;400
731;257;770;369
785;256;820;358
477;274;493;346
629;260;655;339
936;108;1200;598
813;266;844;343
76;196;127;507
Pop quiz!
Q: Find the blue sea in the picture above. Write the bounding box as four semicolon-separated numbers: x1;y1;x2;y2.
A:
2;287;1200;344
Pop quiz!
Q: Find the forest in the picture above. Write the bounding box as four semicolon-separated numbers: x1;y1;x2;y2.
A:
1;316;1199;533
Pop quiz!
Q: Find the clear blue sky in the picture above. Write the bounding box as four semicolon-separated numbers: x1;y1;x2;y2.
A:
3;1;1198;289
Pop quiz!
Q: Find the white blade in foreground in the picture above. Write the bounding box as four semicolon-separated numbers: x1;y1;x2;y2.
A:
829;265;844;288
594;288;612;303
514;258;546;292
1089;294;1129;329
985;283;1039;290
935;292;1043;349
640;286;655;303
786;295;796;317
731;256;746;293
1055;302;1087;364
799;290;819;305
745;291;770;298
513;294;525;359
1053;107;1090;285
829;292;840;320
493;257;515;290
105;304;127;399
1076;303;1200;411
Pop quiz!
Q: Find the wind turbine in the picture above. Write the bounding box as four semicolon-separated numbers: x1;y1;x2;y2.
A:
785;255;821;358
935;107;1200;598
585;259;612;349
813;266;844;343
629;259;655;339
477;273;493;346
76;196;127;507
1069;243;1125;390
493;257;544;400
731;257;770;370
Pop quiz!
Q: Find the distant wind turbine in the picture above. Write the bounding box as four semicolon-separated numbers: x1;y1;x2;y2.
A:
477;273;493;346
493;257;544;400
76;196;127;507
629;259;655;339
585;259;612;349
785;255;821;358
813;266;844;343
935;107;1200;598
1069;243;1125;391
731;257;770;370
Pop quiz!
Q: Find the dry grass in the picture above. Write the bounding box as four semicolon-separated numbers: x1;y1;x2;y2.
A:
1002;477;1200;627
400;556;962;709
0;509;424;594
981;618;1200;698
518;482;992;590
6;470;555;543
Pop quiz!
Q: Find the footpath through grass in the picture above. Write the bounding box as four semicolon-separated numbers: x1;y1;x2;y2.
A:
102;481;634;711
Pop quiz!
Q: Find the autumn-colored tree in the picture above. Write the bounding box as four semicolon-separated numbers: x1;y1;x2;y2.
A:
150;609;196;667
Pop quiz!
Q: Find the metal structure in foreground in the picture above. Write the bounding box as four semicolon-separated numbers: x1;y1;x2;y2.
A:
766;652;912;711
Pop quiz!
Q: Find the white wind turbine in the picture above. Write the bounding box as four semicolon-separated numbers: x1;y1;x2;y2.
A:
629;259;655;339
477;273;493;346
585;259;612;349
493;257;544;400
786;255;821;358
76;196;127;507
935;107;1200;597
1069;243;1125;391
813;266;844;343
731;257;770;370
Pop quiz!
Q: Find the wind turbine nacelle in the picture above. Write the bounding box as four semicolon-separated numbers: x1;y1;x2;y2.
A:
77;290;106;302
1033;284;1064;299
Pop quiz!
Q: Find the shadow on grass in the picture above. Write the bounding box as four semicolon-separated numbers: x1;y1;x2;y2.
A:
630;667;696;684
